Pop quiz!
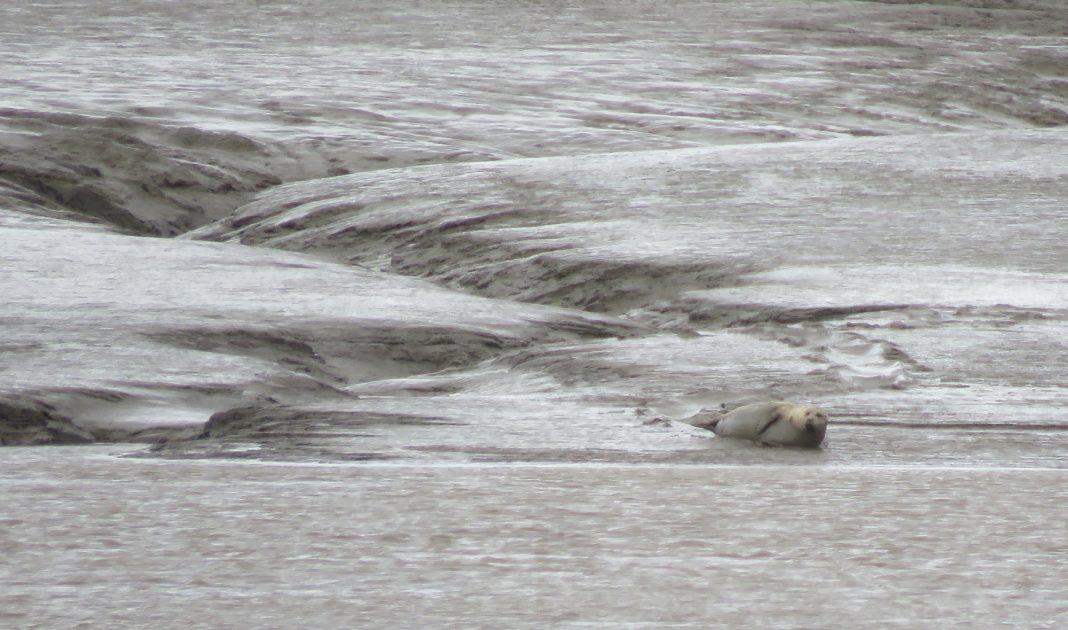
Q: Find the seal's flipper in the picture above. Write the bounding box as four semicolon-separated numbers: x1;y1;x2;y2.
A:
755;413;782;436
677;408;723;432
691;417;720;431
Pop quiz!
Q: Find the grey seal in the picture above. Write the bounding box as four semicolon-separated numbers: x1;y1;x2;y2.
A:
688;401;828;448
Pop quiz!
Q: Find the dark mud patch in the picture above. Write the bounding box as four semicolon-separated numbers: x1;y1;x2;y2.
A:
0;395;94;445
0;108;284;235
140;403;462;461
200;405;463;439
682;302;916;328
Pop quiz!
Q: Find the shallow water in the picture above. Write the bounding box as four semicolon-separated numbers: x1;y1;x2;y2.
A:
2;0;1068;626
4;447;1068;629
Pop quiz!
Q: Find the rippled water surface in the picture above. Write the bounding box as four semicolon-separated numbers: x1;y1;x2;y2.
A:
2;0;1068;626
4;447;1068;629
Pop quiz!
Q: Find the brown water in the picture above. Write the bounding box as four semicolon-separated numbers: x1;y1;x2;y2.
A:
3;446;1067;629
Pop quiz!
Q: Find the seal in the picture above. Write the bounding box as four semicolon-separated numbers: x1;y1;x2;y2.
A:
688;401;828;448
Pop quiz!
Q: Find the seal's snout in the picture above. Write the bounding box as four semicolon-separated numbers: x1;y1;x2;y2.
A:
803;411;828;433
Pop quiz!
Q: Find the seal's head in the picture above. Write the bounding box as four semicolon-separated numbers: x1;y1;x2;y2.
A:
782;404;828;441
